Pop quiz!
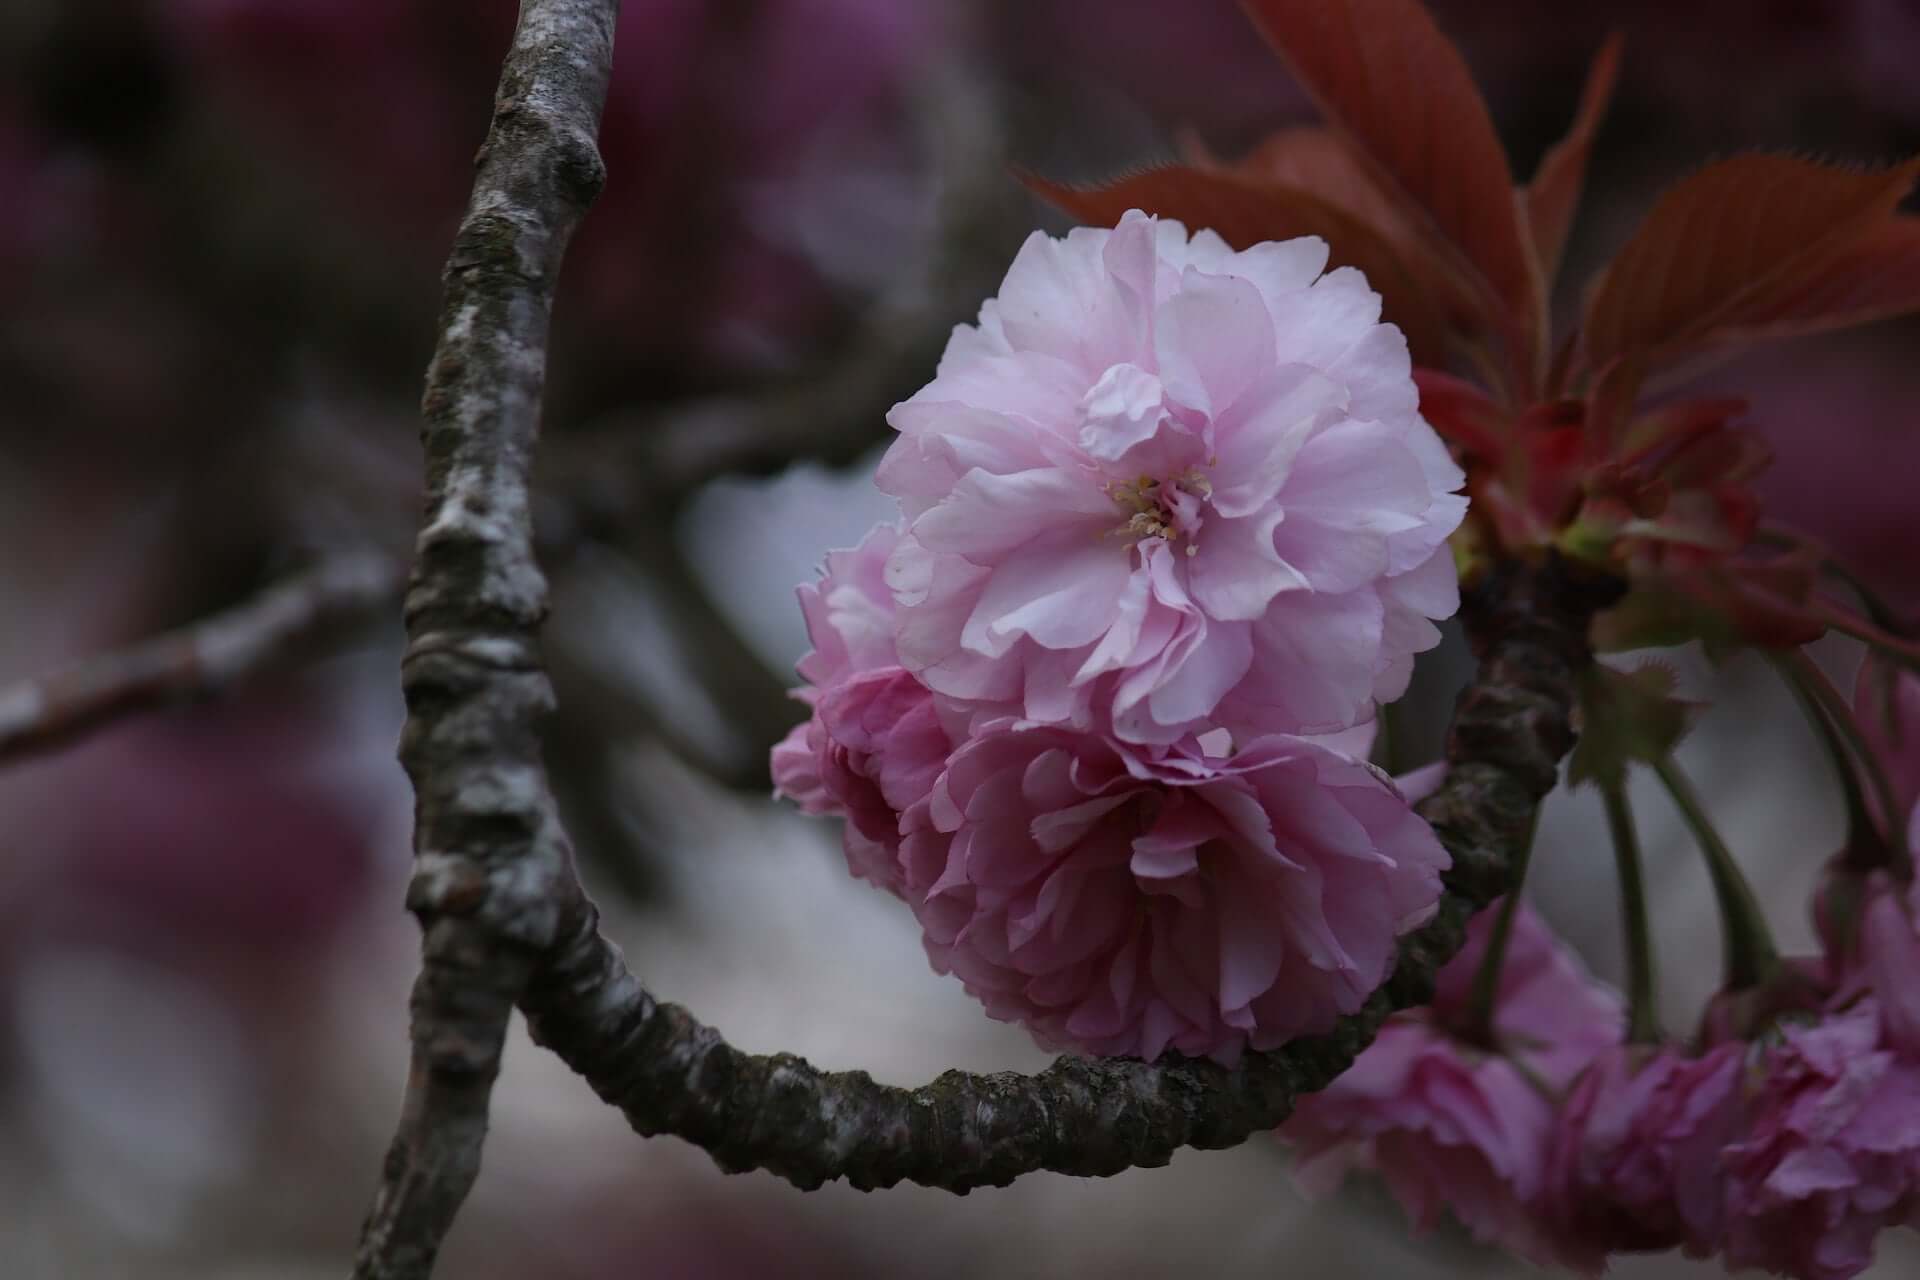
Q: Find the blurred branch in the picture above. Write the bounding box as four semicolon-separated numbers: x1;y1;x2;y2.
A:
349;2;620;1277
0;550;397;765
546;60;1026;534
516;558;1619;1192
547;538;797;788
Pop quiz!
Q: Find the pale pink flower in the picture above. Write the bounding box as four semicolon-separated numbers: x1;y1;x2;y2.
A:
771;524;952;895
1719;1002;1920;1280
1281;900;1623;1270
877;209;1465;745
897;726;1447;1063
1546;1042;1747;1260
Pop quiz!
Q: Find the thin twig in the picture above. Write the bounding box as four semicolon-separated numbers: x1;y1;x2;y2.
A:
0;551;398;766
515;557;1621;1193
349;3;621;1278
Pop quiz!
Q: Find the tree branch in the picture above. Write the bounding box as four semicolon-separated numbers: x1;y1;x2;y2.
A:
0;550;398;766
515;557;1622;1193
350;3;621;1278
351;0;1621;1249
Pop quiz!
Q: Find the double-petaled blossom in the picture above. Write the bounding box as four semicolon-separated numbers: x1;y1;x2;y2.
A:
877;209;1465;745
1719;1003;1920;1280
896;727;1447;1063
1547;1042;1747;1260
1551;1002;1920;1280
774;210;1466;1067
1280;899;1624;1269
771;524;953;897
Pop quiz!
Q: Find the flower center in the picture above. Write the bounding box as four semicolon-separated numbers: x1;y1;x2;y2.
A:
1106;469;1212;555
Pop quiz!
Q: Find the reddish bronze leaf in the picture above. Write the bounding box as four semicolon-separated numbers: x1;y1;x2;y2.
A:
1412;368;1507;457
1708;215;1920;346
1524;33;1624;285
1189;127;1502;362
1024;165;1454;366
1583;154;1920;371
1230;126;1410;245
1237;0;1535;350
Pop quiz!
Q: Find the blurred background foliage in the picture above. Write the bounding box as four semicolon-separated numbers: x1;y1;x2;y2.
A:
1;1;1918;1275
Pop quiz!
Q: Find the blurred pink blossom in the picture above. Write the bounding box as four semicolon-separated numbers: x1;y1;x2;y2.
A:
1282;900;1623;1269
879;210;1463;746
3;699;384;964
897;724;1447;1063
166;0;940;369
1717;346;1920;611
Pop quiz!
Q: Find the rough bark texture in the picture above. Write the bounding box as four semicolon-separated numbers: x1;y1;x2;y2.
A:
353;0;1624;1256
515;556;1622;1193
350;3;620;1278
0;551;397;765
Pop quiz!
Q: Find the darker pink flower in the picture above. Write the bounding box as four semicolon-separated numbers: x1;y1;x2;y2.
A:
898;726;1447;1063
1553;999;1920;1280
878;209;1464;745
1281;900;1623;1269
1719;1003;1920;1280
1814;865;1920;1060
1546;1042;1747;1260
771;524;952;896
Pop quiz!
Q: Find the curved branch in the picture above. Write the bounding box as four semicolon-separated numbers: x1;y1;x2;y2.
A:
351;3;620;1278
347;0;1620;1240
518;557;1621;1193
0;551;398;766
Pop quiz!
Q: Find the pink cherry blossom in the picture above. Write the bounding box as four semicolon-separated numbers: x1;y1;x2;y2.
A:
771;524;953;896
1546;1042;1747;1260
1719;1002;1920;1280
877;209;1465;745
1281;900;1623;1269
1819;869;1920;1058
896;726;1447;1063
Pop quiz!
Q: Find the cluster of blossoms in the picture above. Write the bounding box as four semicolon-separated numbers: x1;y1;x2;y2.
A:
775;209;1465;1063
772;206;1920;1277
1282;655;1920;1279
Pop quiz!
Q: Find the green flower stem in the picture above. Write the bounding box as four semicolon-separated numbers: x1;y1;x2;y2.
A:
1771;651;1876;846
1599;776;1660;1043
1654;756;1779;990
1458;809;1541;1047
1779;647;1911;877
